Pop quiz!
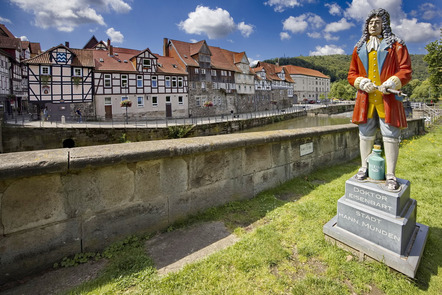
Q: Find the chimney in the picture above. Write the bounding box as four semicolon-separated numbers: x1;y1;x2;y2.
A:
163;38;169;56
107;38;111;49
65;41;70;48
109;45;113;56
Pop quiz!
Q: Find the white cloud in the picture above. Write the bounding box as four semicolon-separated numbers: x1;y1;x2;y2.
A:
10;0;131;32
307;32;321;38
20;36;29;41
344;0;440;44
325;3;342;16
264;0;302;12
282;13;324;34
248;57;259;67
393;18;440;43
264;0;316;12
0;16;12;23
324;18;354;33
179;6;237;39
323;32;339;41
309;45;345;56
106;27;124;43
344;0;405;22
190;39;198;43
280;32;291;40
238;22;254;38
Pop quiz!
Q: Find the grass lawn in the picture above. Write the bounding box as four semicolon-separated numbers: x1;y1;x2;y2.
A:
68;120;441;295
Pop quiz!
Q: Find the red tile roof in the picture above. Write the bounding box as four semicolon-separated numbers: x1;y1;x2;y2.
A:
154;54;187;75
93;48;138;72
168;39;207;67
23;44;95;67
283;65;329;78
0;24;15;38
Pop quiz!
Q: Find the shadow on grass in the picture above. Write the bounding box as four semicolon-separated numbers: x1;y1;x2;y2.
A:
415;226;442;291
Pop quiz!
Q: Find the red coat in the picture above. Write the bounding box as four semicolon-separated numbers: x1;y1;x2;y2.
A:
348;40;412;128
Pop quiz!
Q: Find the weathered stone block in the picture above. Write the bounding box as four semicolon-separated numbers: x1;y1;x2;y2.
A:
82;202;168;252
2;174;67;234
337;196;416;255
345;177;410;216
0;219;81;284
244;144;272;174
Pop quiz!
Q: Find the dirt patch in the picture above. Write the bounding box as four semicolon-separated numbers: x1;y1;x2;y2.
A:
0;259;107;295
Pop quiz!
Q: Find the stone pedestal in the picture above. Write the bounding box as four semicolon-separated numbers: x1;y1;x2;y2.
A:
323;176;428;278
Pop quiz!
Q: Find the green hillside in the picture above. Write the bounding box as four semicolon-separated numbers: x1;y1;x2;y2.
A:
264;54;428;82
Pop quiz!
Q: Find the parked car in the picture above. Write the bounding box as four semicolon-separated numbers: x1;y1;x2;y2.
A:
308;100;316;104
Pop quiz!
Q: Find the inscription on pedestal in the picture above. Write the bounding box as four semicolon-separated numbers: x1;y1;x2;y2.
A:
337;197;416;255
345;177;410;217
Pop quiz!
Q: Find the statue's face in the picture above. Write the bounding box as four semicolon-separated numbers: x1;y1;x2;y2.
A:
368;16;383;36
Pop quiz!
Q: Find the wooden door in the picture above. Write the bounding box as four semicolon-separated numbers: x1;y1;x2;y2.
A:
105;105;112;119
166;104;172;118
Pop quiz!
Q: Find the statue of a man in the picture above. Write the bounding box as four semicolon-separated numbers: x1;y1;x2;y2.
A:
348;8;412;190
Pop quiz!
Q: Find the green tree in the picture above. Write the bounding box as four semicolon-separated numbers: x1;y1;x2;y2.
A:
329;80;356;100
410;79;431;102
423;36;441;100
401;79;421;97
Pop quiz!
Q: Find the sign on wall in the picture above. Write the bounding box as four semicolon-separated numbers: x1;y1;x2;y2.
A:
300;142;313;156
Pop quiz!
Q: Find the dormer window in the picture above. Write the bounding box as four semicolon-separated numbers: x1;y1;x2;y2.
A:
143;59;151;68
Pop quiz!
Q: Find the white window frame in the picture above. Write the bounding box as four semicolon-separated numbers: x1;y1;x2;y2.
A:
178;96;183;105
121;74;128;87
104;97;112;105
152;76;157;87
165;76;170;87
137;75;143;87
211;70;216;76
152;96;158;107
143;59;151;68
137;96;144;107
172;77;177;87
104;74;111;87
194;68;199;74
201;69;206;75
166;96;171;103
178;77;183;87
41;66;50;75
73;67;82;77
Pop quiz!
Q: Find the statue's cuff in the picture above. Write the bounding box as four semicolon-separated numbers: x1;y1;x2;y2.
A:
354;77;364;90
387;76;401;90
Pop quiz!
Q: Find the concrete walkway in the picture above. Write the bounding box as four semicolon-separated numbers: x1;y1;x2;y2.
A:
0;222;239;294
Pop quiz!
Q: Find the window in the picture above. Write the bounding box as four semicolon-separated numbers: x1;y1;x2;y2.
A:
137;75;143;87
201;82;205;89
104;74;111;87
211;70;216;76
121;74;128;87
172;77;177;87
152;96;158;107
201;69;206;75
137;96;144;107
196;96;200;106
104;97;112;105
165;76;170;87
143;59;151;68
166;96;171;103
178;77;183;87
152;76;157;87
195;68;199;74
73;68;82;76
41;66;50;75
178;96;183;105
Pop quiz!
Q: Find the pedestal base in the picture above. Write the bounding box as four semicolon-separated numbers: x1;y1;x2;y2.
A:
323;215;428;278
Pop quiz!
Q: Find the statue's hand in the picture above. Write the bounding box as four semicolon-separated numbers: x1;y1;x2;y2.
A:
378;80;396;94
360;78;376;94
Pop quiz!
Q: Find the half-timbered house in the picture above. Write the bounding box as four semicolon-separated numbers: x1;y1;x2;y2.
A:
93;41;188;120
252;62;294;108
24;44;94;120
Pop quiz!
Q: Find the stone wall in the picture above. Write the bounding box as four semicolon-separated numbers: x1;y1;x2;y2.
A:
1;104;355;153
0;119;425;284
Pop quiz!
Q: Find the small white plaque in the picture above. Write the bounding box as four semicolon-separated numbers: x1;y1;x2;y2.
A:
300;142;313;156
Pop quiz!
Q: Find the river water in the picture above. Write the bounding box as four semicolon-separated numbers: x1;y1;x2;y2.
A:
242;112;354;133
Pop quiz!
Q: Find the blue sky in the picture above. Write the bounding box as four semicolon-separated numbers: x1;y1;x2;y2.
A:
1;0;440;65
